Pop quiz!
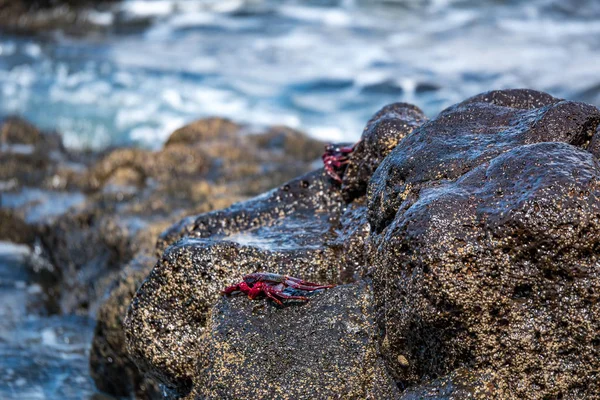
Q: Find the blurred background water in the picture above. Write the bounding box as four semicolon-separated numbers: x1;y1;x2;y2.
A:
0;243;98;399
2;0;600;150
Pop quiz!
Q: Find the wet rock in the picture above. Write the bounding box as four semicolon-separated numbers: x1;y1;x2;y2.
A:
249;125;326;163
123;104;426;397
1;117;42;145
369;89;600;398
0;0;121;34
125;170;347;393
23;116;322;315
0;117;86;249
164;118;242;147
0;209;35;244
0;117;70;189
342;102;427;201
397;368;494;399
368;89;600;232
0;114;324;398
90;256;161;399
195;281;399;399
87;120;324;397
121;89;600;399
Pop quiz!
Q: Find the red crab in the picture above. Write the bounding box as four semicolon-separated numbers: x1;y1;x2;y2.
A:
322;142;357;183
222;272;334;305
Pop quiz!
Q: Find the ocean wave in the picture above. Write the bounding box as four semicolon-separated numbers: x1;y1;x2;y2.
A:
0;0;598;149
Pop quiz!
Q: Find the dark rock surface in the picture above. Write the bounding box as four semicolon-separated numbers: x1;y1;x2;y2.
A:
0;115;325;398
125;89;600;400
195;281;399;400
125;170;347;393
0;0;121;33
6;88;599;399
123;104;428;396
370;89;600;398
342;102;427;202
90;256;162;399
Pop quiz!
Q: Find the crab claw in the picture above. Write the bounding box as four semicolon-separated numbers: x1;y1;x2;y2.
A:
322;142;358;184
221;281;249;295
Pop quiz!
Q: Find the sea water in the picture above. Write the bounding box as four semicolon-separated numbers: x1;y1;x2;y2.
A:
1;0;599;150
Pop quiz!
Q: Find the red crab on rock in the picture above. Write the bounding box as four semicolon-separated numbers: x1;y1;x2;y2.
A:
222;272;334;305
322;142;357;183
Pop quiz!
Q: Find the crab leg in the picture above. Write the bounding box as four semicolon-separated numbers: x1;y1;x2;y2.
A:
276;293;310;302
264;290;284;306
271;291;310;302
325;169;343;183
284;277;334;291
288;283;333;291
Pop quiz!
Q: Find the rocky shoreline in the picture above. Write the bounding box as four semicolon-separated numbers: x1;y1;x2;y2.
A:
2;89;599;399
0;115;325;397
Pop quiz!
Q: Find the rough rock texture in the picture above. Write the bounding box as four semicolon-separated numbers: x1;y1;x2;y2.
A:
370;89;600;398
125;170;347;394
87;119;324;398
342;102;427;202
0;115;325;398
124;104;427;397
90;256;162;399
125;89;600;399
195;281;399;400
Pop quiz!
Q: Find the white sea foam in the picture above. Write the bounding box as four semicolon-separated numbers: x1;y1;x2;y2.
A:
1;0;599;150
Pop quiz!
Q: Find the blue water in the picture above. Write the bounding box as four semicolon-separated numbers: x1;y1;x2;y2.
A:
0;242;98;399
2;0;600;150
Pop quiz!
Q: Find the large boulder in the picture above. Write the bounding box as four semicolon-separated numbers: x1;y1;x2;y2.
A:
369;89;600;398
195;281;399;399
0;115;326;398
124;89;600;399
124;170;347;394
123;104;428;397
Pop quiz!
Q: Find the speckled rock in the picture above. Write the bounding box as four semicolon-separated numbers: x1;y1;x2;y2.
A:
125;89;600;399
369;89;600;398
86;122;324;398
125;170;346;394
0;115;325;398
123;103;427;398
195;280;399;400
342;103;427;202
90;256;162;399
368;89;600;232
0;116;75;190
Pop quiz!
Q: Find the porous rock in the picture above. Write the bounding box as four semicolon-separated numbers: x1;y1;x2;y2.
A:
342;103;427;202
369;89;600;398
89;120;324;397
195;281;399;400
124;103;427;397
90;256;162;399
0;114;325;398
125;170;347;394
125;89;600;399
